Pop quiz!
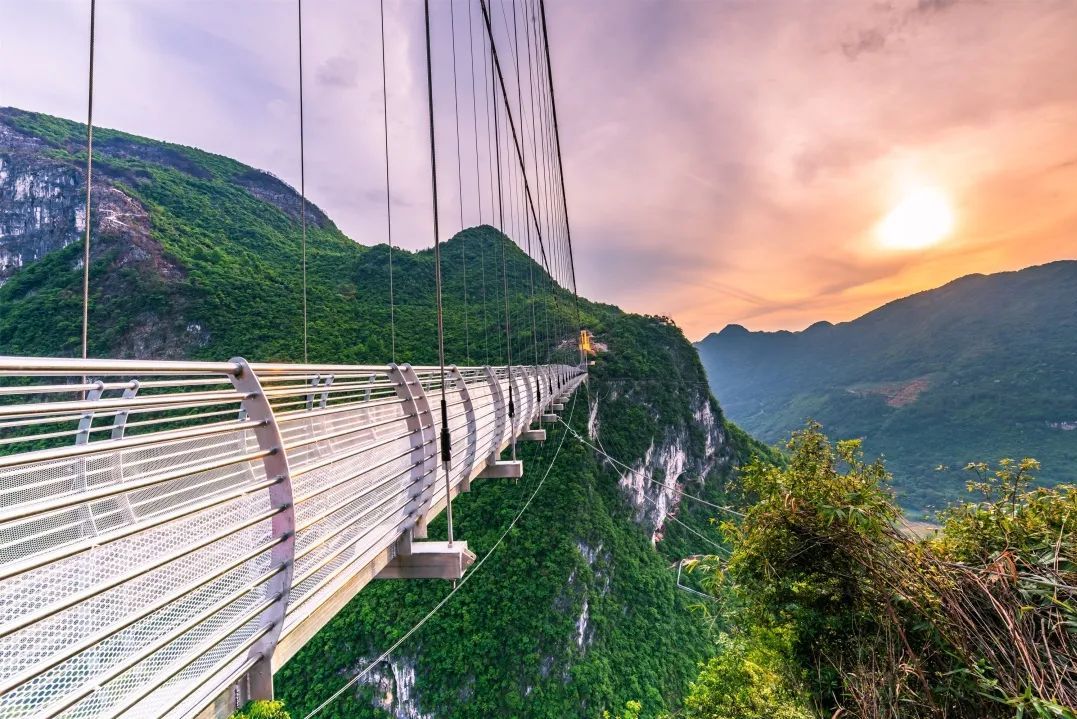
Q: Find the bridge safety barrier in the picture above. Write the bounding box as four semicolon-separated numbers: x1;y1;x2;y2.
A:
0;357;585;719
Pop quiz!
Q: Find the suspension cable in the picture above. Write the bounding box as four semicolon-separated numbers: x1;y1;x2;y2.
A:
491;61;516;459
527;0;556;359
449;0;471;365
479;0;552;277
423;0;455;546
467;2;484;226
379;0;397;363
518;0;541;369
297;0;309;363
471;0;490;365
481;0;495;230
80;0;96;362
493;32;504;365
538;0;582;357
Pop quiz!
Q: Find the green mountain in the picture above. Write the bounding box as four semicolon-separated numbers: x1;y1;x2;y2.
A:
695;261;1077;515
0;108;760;718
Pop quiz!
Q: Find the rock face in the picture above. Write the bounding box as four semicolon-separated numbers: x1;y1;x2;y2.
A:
363;657;433;719
590;373;732;542
0;121;83;283
0;107;353;360
0;111;203;357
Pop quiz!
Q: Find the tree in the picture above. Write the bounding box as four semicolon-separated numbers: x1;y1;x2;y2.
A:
231;700;290;719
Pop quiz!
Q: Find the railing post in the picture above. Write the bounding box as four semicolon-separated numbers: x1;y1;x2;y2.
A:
484;366;507;462
72;381;105;538
512;366;530;437
228;358;295;702
389;363;439;541
109;380;140;522
523;365;536;426
448;366;478;493
532;366;542;424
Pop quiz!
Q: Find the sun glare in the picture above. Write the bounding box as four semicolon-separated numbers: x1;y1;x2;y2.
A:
875;187;954;251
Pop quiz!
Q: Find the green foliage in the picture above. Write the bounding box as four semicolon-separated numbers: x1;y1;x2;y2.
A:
231;700;290;719
935;458;1077;566
681;627;811;719
604;700;643;719
681;422;1077;719
0;109;586;367
695;262;1077;516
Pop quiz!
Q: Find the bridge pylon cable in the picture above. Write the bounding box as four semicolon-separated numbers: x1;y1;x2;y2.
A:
492;78;517;460
479;0;553;280
509;0;540;370
525;0;558;360
467;0;484;225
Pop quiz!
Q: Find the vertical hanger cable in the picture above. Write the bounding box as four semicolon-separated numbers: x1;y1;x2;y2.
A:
81;0;97;362
379;0;397;363
297;0;309;363
422;0;455;545
449;0;471;365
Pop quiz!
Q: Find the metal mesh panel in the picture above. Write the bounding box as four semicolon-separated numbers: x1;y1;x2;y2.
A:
0;360;583;718
0;364;281;719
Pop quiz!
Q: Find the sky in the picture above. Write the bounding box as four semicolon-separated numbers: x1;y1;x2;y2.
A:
2;0;1076;339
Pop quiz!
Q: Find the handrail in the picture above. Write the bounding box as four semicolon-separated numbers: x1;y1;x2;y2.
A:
0;355;585;719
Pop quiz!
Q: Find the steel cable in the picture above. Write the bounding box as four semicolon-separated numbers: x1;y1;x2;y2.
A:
81;0;96;363
379;0;397;363
297;0;309;363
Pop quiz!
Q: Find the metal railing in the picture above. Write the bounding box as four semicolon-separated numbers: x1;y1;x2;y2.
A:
0;356;585;719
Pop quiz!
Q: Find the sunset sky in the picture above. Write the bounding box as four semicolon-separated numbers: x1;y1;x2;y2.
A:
2;0;1075;338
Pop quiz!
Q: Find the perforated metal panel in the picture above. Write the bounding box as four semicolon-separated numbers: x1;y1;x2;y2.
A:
0;357;585;718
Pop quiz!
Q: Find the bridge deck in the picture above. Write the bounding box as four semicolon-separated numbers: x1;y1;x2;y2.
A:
0;356;584;719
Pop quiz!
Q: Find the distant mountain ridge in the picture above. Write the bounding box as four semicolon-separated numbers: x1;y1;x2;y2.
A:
696;261;1077;514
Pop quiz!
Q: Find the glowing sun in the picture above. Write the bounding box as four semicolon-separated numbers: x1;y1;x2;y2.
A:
875;187;954;250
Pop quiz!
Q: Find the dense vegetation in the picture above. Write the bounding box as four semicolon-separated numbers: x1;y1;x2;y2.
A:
674;423;1076;719
695;262;1077;516
0;107;583;366
0;109;753;718
233;701;291;719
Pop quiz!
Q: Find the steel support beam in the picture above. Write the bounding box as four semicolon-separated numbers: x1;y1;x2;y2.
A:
377;538;475;580
389;364;439;541
227;357;295;703
449;366;478;493
477;460;524;479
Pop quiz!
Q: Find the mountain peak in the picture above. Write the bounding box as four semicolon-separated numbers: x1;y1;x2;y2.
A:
717;323;750;337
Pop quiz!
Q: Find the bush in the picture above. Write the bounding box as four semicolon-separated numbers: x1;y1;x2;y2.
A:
231;700;290;719
682;627;811;719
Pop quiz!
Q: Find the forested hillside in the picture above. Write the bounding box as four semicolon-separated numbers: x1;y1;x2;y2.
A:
695;262;1077;515
0;108;756;718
